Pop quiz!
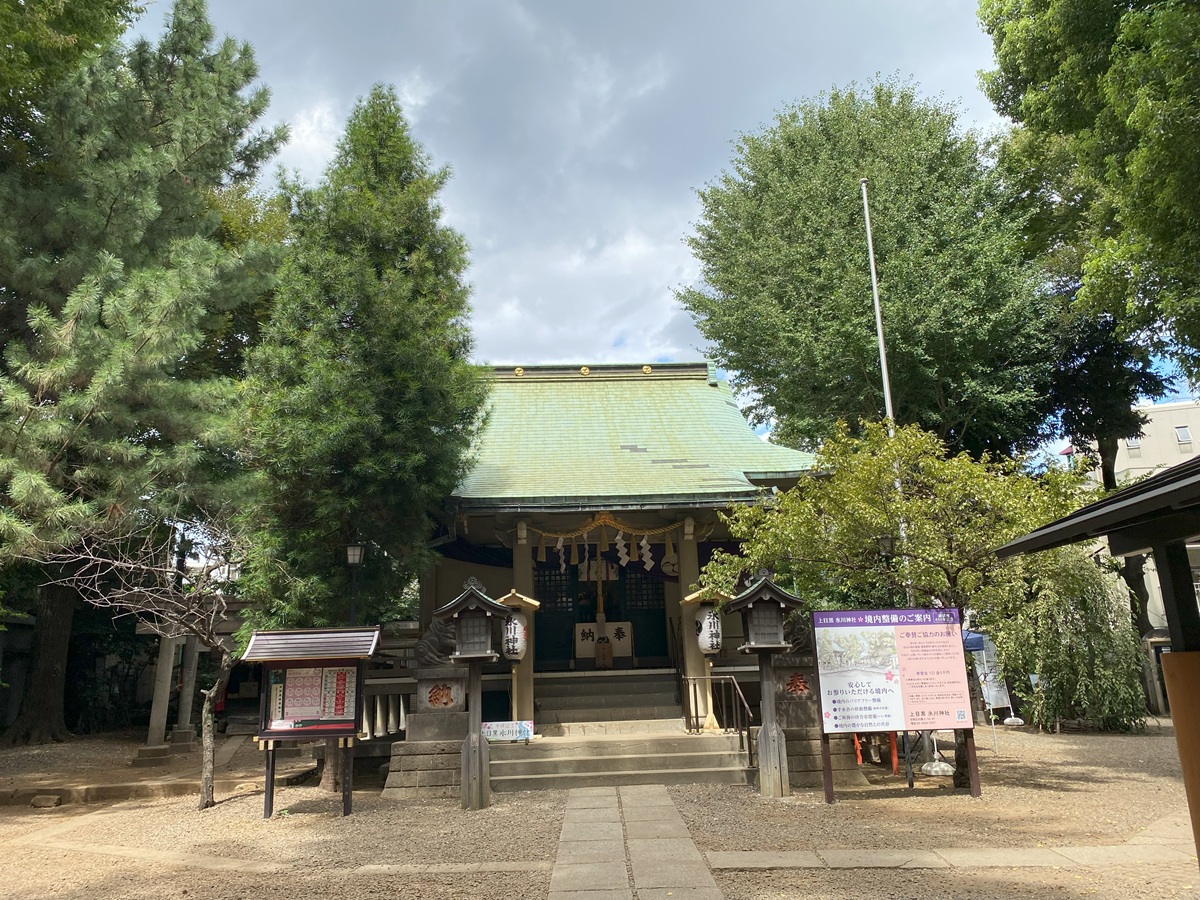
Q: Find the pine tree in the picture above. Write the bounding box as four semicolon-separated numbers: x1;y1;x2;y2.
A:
0;0;285;745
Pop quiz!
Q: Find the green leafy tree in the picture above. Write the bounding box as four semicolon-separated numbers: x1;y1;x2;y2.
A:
678;80;1056;457
0;0;285;745
994;125;1166;635
982;547;1146;732
239;84;487;787
980;0;1200;376
994;124;1167;494
703;423;1145;778
703;423;1078;613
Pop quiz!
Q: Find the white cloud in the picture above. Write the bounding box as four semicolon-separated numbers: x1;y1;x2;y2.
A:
274;101;340;181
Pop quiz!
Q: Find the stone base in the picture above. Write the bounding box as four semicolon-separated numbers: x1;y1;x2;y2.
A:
381;740;462;801
405;711;468;742
169;726;197;753
131;744;172;768
782;727;870;788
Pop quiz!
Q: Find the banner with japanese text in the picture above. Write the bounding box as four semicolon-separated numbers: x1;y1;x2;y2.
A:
813;608;972;733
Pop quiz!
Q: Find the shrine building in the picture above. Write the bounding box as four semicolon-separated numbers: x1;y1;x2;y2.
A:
417;361;815;728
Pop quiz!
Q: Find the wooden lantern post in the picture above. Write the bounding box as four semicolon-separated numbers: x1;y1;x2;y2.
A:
496;590;540;722
433;578;511;810
725;574;803;799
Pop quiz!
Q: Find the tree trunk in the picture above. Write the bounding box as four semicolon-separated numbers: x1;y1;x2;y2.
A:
320;737;345;792
1096;435;1119;492
198;651;235;810
1118;554;1154;637
0;581;76;746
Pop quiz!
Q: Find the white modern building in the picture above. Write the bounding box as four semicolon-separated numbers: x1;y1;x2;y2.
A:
1110;399;1200;483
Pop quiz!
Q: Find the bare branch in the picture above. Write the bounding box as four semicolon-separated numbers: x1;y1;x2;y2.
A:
46;509;246;653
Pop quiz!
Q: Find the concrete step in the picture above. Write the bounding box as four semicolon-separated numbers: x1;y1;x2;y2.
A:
491;733;743;760
534;678;678;699
537;718;686;737
492;749;747;777
489;730;751;791
491;766;753;792
536;705;682;724
535;691;677;710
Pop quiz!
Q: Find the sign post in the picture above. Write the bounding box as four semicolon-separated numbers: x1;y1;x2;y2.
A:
813;608;978;801
242;627;381;818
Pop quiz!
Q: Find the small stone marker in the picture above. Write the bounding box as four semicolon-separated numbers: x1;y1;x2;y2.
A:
30;794;61;808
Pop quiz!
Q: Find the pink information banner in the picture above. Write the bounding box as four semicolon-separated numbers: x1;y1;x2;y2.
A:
813;608;972;733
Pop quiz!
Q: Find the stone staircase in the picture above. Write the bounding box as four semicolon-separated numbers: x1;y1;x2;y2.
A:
487;669;754;791
489;731;753;791
533;669;683;735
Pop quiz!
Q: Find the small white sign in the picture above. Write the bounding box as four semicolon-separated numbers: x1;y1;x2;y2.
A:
482;720;534;742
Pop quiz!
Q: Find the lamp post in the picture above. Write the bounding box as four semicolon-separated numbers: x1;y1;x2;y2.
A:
346;542;364;626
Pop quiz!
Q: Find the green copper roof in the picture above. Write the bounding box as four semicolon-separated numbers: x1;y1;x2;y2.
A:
454;362;814;512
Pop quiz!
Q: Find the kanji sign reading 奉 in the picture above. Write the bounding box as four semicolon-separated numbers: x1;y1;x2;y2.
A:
813;609;972;733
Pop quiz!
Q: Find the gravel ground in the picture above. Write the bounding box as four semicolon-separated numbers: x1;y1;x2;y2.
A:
672;723;1187;851
0;719;1193;899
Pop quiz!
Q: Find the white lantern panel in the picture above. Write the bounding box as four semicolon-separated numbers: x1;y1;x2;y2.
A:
503;611;528;660
696;607;722;654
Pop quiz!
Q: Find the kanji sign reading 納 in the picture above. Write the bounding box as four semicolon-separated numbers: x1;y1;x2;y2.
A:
813;608;972;733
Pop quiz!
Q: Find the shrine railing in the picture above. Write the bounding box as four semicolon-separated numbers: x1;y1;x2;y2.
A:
682;675;755;766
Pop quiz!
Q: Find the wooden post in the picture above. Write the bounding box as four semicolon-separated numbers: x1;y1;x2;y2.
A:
820;730;835;804
903;731;914;789
756;651;790;798
964;728;981;797
461;658;490;810
263;742;276;819
342;740;354;816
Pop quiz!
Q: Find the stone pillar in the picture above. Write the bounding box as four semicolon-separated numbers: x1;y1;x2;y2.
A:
511;534;535;721
146;636;178;746
678;532;712;721
170;636;200;751
134;635;180;766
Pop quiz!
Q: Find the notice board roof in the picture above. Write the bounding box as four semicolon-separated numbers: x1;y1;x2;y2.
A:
242;626;381;662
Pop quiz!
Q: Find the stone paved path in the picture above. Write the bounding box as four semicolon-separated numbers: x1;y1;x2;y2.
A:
549;784;722;900
548;787;1195;900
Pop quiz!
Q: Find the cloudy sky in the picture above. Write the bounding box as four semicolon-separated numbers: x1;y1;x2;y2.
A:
136;0;1003;367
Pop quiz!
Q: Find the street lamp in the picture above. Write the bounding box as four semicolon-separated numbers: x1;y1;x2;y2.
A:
346;542;364;626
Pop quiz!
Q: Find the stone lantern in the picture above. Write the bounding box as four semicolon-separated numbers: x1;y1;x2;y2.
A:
435;577;510;661
433;578;510;810
724;572;804;799
725;573;801;653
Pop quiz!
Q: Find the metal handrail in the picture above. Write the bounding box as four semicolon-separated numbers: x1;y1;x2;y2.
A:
667;617;685;707
682;674;756;766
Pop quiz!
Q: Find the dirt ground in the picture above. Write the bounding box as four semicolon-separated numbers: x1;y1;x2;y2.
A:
0;719;1195;899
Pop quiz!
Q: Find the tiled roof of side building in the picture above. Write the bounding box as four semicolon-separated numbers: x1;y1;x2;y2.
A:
453;362;815;512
